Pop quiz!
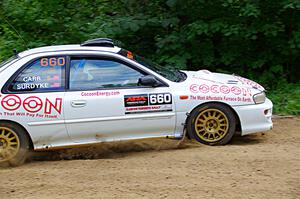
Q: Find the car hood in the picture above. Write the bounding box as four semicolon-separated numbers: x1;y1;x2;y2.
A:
183;70;265;91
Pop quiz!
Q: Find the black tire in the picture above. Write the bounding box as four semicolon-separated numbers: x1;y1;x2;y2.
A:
0;122;30;166
187;103;236;145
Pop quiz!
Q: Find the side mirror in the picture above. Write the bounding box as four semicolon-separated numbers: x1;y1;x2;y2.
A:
138;75;163;87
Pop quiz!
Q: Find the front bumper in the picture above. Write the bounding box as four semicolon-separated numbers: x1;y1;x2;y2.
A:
233;98;273;136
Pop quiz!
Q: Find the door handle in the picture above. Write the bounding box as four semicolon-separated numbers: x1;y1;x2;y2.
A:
71;100;87;107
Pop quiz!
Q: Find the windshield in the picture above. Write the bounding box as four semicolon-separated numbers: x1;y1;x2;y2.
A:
118;49;186;82
0;56;18;69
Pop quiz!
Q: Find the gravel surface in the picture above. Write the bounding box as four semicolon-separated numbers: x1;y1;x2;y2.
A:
0;117;299;199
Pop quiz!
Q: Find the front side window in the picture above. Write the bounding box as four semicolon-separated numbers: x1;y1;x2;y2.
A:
69;58;144;90
8;56;66;92
118;49;187;82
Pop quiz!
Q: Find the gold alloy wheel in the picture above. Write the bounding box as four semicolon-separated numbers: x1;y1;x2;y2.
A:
194;108;229;142
0;127;20;162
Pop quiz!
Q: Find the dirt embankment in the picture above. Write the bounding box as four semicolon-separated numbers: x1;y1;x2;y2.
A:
0;117;299;199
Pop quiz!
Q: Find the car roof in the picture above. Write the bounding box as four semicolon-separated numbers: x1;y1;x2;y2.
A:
18;44;121;57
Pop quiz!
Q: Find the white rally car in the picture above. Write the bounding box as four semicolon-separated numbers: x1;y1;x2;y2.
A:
0;38;273;166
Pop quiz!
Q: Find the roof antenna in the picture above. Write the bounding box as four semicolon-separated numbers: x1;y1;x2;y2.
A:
1;15;29;50
13;49;18;56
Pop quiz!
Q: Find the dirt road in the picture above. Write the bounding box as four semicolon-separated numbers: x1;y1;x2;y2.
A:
0;117;299;199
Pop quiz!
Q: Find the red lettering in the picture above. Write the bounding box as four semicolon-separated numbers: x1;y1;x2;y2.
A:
0;94;62;115
190;84;199;93
1;95;21;111
235;76;263;89
44;98;62;114
211;85;219;93
23;96;43;113
189;84;251;96
231;86;242;95
242;88;252;96
126;96;147;102
220;85;230;94
199;84;209;93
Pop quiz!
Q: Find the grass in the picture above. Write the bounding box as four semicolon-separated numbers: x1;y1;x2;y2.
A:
268;83;300;116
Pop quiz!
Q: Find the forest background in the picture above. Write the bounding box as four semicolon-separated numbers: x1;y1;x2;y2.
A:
0;0;299;115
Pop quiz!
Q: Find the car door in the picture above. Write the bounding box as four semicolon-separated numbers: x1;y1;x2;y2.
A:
64;55;176;143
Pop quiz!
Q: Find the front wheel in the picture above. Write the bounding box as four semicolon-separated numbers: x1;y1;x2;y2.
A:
187;103;236;145
0;123;30;166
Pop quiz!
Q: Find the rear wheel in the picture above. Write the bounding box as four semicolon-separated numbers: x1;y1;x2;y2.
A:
187;103;236;145
0;123;30;166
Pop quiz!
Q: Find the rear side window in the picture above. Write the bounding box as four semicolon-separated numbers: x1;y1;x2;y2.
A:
7;57;66;92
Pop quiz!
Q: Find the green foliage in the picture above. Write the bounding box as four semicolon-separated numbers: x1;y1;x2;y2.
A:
268;84;300;115
0;0;299;115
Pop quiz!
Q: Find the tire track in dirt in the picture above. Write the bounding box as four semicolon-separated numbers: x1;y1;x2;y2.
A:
0;117;299;199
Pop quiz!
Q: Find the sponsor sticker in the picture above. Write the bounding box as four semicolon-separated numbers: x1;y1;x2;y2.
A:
124;94;148;107
234;76;263;89
81;91;120;97
0;94;62;119
124;93;172;114
189;95;252;102
190;84;252;96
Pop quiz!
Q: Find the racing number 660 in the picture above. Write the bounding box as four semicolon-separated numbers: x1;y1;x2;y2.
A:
149;93;172;105
41;57;65;67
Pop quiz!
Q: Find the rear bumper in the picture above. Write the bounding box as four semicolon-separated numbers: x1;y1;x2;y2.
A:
233;98;273;136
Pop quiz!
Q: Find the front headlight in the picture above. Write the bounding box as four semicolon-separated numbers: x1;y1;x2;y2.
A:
253;92;266;104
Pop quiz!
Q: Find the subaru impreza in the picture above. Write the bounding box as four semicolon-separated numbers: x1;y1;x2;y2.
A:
0;38;273;166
